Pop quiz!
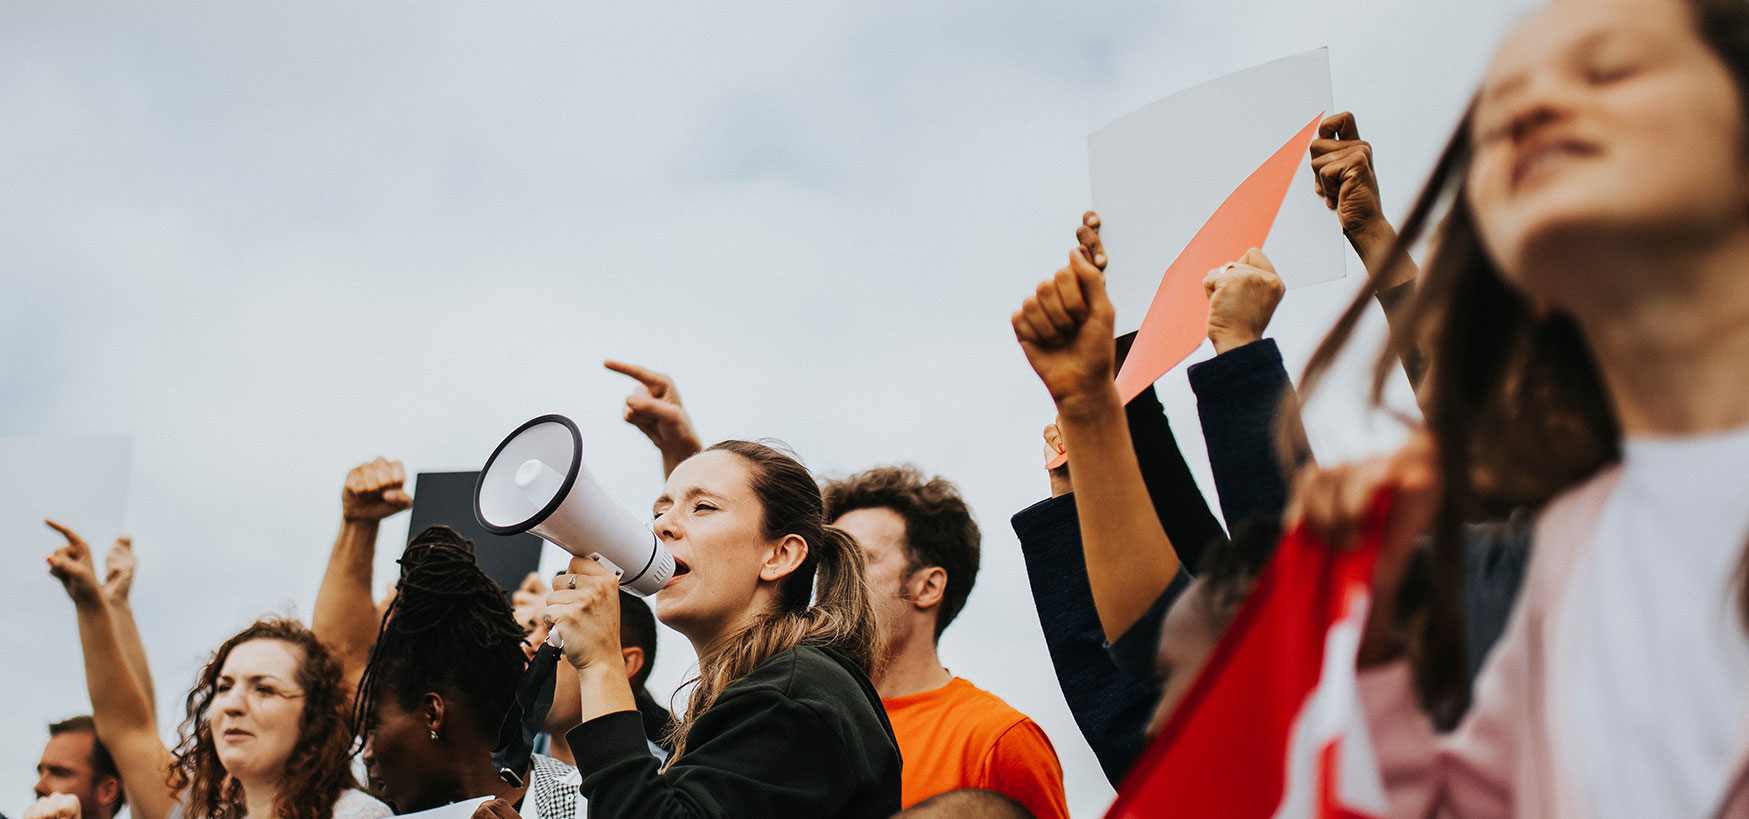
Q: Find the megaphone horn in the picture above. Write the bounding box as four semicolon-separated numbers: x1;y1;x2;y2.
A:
474;414;674;597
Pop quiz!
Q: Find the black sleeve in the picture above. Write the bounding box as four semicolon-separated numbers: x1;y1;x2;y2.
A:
1126;384;1226;574
1106;567;1193;686
1461;511;1534;683
1013;495;1168;787
1185;339;1310;531
567;689;881;819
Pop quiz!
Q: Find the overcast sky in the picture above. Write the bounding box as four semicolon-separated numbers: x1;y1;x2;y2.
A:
3;2;1534;814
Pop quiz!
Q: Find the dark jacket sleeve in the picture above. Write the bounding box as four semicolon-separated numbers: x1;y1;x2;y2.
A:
1099;341;1307;727
1126;383;1227;574
566;652;900;819
1011;382;1223;786
1013;495;1161;786
1185;338;1309;530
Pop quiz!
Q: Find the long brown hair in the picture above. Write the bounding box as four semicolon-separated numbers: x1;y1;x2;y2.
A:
169;619;357;819
1297;0;1749;728
665;440;882;764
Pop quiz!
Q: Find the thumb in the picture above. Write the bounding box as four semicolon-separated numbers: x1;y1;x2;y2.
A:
47;553;77;580
384;489;413;506
1069;249;1111;315
1203;266;1227;295
1243;248;1274;273
627;393;687;424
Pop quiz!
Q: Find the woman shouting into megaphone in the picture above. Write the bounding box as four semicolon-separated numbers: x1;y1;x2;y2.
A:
541;440;902;819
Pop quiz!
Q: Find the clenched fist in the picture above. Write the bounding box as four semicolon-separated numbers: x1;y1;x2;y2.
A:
1204;248;1285;354
342;457;412;522
1013;246;1117;416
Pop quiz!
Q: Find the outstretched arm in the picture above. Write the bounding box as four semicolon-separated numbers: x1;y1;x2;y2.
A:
46;521;177;819
100;536;157;730
1013;231;1180;642
312;458;411;691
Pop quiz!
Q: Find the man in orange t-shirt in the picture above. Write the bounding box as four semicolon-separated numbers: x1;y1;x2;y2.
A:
826;468;1069;819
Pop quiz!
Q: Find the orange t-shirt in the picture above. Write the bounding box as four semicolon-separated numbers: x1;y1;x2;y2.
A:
881;676;1069;819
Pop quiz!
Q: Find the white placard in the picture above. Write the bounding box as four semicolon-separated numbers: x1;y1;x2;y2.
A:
1089;48;1345;336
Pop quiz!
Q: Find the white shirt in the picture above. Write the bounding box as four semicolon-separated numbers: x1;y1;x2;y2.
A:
1564;426;1749;818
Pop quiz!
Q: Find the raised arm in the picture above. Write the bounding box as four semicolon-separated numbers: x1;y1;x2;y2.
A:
99;535;158;731
1012;233;1180;642
604;361;703;479
1310;111;1425;385
45;521;178;819
1191;249;1313;527
312;458;411;691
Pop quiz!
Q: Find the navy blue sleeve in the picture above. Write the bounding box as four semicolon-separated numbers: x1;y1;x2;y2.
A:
1010;374;1222;785
1013;495;1163;787
1105;567;1193;686
1186;339;1310;530
1126;381;1226;574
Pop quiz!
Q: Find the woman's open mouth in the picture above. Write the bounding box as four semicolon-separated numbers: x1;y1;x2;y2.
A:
666;558;691;587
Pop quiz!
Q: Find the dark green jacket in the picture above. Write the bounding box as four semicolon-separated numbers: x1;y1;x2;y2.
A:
567;644;902;818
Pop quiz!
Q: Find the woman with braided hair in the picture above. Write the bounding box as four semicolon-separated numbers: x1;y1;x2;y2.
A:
44;522;389;819
352;526;581;818
541;440;902;819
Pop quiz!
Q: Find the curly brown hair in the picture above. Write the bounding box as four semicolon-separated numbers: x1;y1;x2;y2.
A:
822;465;981;640
168;619;357;819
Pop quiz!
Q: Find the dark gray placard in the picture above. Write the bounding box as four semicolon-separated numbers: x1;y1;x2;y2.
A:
407;470;544;594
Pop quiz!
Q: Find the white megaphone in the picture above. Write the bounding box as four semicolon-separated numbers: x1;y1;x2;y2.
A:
474;414;674;597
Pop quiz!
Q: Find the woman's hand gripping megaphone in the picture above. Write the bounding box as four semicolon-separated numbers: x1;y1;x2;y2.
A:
543;557;624;671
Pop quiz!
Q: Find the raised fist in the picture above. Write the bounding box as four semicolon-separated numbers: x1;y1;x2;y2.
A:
1204;248;1285;354
342;457;412;522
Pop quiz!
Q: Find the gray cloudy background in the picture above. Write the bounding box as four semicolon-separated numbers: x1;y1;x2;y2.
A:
4;2;1533;815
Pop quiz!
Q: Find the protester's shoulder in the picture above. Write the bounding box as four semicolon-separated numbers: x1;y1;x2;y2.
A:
733;644;865;699
330;789;392;819
725;645;889;730
942;677;1042;736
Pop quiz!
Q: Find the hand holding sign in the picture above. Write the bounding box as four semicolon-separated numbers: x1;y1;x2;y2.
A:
1309;112;1388;246
1204;249;1286;355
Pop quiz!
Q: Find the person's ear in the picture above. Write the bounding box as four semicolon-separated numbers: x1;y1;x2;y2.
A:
421;693;446;739
96;775;121;810
759;534;809;582
620;646;646;682
907;566;948;610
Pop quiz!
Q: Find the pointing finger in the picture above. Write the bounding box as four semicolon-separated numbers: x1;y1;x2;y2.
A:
44;519;86;548
604;360;673;395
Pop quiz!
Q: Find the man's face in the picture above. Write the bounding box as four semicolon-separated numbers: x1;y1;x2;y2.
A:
36;731;116;819
833;507;921;644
